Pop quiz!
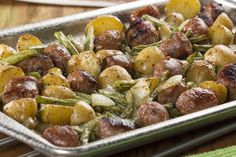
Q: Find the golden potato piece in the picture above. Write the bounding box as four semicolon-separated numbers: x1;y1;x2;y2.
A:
3;98;37;128
0;65;25;94
134;46;165;75
42;85;76;99
0;44;17;59
98;65;132;89
165;12;185;27
199;81;227;104
16;34;42;52
213;13;233;30
165;0;201;19
41;73;70;88
40;104;73;125
71;101;96;125
67;51;101;78
86;15;124;36
204;45;236;67
209;25;233;45
47;67;63;75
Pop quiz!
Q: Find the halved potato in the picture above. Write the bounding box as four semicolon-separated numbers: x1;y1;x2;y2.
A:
0;44;17;59
165;0;201;19
40;104;73;125
41;73;70;88
0;65;25;94
209;25;233;45
16;34;42;52
85;15;124;36
213;13;233;30
42;85;76;99
71;101;96;125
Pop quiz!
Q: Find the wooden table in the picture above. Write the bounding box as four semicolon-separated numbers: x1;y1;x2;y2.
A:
1;1;236;157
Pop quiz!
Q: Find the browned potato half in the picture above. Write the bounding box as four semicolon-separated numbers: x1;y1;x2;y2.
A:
0;44;17;59
16;34;42;52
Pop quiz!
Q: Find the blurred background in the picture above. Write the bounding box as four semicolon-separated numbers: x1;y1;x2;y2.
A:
0;0;136;29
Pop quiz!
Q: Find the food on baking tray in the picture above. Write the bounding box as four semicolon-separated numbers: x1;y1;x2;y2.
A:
0;0;235;147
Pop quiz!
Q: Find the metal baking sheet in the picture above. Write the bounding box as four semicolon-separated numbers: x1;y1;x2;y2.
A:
0;0;236;156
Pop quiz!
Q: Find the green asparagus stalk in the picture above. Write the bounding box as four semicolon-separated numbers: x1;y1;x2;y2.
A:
186;52;204;65
29;45;48;51
114;79;138;92
189;35;209;44
84;26;95;51
0;50;39;65
132;40;162;53
192;44;213;52
35;95;80;106
142;14;178;31
121;91;134;119
67;35;84;52
54;31;79;55
75;92;92;102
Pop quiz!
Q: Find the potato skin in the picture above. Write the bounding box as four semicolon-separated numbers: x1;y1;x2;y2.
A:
134;46;165;75
153;57;186;79
209;24;233;45
98;65;132;89
2;76;40;104
204;45;236;67
176;87;218;115
0;44;17;59
68;70;98;94
135;101;169;127
16;55;54;75
126;21;159;47
43;125;80;147
165;12;184;27
42;85;76;99
43;44;71;72
41;73;70;88
186;60;216;84
181;17;209;37
217;63;236;100
159;32;192;59
130;5;160;24
16;34;42;52
102;54;133;74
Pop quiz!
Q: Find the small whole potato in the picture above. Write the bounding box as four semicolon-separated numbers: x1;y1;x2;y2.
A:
165;12;184;27
0;44;17;59
204;45;236;67
135;101;169;127
134;46;165;75
209;24;233;45
176;87;218;115
3;98;37;127
199;81;227;104
186;60;216;84
67;51;101;78
98;65;132;89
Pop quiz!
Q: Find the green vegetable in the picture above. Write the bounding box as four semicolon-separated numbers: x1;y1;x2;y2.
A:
84;26;95;51
35;96;81;106
186;52;204;65
54;31;79;55
189;35;209;44
192;44;213;52
114;79;138;92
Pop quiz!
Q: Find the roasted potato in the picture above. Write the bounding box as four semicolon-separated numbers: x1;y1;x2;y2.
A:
134;46;165;76
3;98;37;128
71;101;96;125
209;24;233;45
204;45;236;67
40;104;73;125
96;50;123;64
47;67;63;75
85;15;124;36
0;65;25;94
158;25;172;40
165;12;184;27
213;13;233;30
186;60;216;84
41;73;70;88
0;44;17;59
199;81;227;104
98;65;132;89
42;85;76;99
165;0;201;19
16;34;42;52
67;51;101;78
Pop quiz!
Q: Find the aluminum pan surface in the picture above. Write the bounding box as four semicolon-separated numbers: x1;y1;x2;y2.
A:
0;0;236;156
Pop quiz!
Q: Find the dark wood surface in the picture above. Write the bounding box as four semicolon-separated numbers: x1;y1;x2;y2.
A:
0;1;236;157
